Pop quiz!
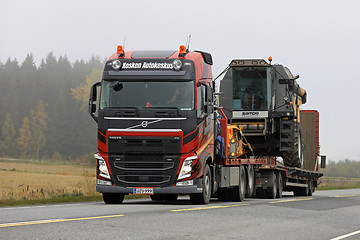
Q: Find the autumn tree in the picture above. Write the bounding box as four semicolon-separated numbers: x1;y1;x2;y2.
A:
17;117;32;158
0;113;16;157
71;68;102;112
31;100;48;159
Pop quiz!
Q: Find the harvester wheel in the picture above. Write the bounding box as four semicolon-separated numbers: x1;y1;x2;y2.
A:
282;127;304;168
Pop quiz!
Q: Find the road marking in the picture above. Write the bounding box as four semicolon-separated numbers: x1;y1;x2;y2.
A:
334;195;360;198
0;214;124;228
170;204;249;212
268;198;314;204
0;203;86;211
330;229;360;240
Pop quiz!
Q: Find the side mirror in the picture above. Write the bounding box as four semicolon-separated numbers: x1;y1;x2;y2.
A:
320;155;326;168
206;85;214;114
89;82;101;122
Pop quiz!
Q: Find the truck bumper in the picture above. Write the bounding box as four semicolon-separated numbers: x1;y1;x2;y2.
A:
96;183;202;195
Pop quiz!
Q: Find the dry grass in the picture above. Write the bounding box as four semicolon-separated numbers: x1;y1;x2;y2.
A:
318;176;360;190
0;160;99;201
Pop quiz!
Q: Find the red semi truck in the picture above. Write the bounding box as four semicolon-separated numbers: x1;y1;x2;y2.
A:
88;45;324;204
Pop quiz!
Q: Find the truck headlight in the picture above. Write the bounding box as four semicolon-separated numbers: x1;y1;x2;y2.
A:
95;154;111;179
178;155;197;180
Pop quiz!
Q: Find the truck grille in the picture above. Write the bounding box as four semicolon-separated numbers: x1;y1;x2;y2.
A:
107;136;181;187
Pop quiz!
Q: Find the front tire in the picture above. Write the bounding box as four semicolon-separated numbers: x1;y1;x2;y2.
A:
190;164;212;204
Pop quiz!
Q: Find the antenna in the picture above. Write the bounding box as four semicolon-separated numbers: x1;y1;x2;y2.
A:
123;36;126;50
186;34;191;52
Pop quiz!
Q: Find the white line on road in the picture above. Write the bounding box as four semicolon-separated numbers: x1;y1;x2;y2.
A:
0;214;124;228
330;230;360;240
0;203;90;211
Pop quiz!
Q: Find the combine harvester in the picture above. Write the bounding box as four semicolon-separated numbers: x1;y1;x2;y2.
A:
88;45;325;204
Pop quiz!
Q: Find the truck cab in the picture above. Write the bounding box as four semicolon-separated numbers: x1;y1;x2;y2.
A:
89;45;215;204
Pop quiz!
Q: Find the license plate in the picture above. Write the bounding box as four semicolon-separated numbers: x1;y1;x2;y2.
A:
133;187;154;195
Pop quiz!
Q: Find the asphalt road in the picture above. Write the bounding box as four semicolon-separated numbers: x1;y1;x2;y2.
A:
0;189;360;240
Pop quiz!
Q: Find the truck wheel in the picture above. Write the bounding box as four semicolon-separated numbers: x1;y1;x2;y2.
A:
266;172;277;199
102;193;124;204
277;172;283;198
245;165;255;198
230;166;246;202
190;164;212;204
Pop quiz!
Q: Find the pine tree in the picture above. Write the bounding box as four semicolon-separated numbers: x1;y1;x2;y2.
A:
17;117;32;158
71;68;102;112
0;113;16;157
30;100;48;159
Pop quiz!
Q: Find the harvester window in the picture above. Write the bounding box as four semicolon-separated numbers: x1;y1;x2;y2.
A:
232;68;268;111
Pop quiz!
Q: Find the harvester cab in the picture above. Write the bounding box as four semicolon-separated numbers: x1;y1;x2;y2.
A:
218;58;307;167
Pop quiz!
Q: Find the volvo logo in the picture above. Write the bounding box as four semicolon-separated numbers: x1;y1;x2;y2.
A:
141;121;148;128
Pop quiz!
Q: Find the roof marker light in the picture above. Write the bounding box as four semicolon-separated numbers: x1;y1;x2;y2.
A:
178;45;187;57
117;45;124;57
268;56;272;64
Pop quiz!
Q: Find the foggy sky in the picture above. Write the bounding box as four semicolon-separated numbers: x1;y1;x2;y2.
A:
1;0;359;161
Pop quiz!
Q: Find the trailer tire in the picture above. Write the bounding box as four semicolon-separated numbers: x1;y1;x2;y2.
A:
102;193;124;204
245;165;255;198
277;172;283;198
266;172;277;199
230;166;246;202
190;164;212;204
308;181;314;196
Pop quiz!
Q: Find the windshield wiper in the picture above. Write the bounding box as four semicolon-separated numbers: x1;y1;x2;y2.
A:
148;106;180;116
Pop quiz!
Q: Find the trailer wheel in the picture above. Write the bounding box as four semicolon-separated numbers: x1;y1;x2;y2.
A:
102;193;124;204
266;172;277;199
190;164;212;204
277;172;283;198
307;181;314;196
230;166;246;202
245;165;255;198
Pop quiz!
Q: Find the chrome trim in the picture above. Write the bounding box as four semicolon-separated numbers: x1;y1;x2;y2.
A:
104;117;187;120
108;129;182;132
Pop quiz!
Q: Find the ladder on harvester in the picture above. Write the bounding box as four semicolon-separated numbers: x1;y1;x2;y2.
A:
279;119;298;152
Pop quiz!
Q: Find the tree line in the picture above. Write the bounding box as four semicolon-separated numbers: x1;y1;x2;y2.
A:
0;53;103;162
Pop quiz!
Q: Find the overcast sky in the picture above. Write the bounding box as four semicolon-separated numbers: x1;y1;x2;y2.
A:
1;0;359;161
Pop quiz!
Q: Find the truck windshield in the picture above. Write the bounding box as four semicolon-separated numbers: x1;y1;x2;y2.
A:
232;68;269;111
100;80;195;110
